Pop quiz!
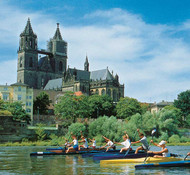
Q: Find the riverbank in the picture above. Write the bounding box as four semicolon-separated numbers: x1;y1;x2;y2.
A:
1;141;190;147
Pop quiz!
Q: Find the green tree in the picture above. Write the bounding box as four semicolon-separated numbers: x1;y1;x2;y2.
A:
116;97;142;119
174;90;190;118
34;92;50;115
54;92;90;122
68;123;86;138
35;123;46;141
5;102;30;123
88;95;115;118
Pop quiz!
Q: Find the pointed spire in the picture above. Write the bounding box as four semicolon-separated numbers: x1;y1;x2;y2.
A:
84;54;89;71
21;18;35;36
53;23;63;40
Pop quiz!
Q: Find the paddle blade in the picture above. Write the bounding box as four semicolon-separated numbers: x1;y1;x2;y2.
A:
151;129;156;136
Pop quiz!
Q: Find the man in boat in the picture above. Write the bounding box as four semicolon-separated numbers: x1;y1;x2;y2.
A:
114;132;131;153
61;136;71;150
188;152;190;156
131;129;149;154
100;136;116;152
88;138;96;149
78;131;88;150
66;134;79;153
148;140;170;157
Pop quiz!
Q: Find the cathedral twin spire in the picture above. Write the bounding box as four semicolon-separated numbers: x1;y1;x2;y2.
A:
21;18;36;37
53;23;63;40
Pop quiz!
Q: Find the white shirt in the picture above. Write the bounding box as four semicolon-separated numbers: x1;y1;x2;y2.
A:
92;140;96;147
121;139;131;148
107;140;114;147
83;138;88;148
140;136;149;150
73;139;78;146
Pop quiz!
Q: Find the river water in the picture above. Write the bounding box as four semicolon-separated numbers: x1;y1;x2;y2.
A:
0;146;190;175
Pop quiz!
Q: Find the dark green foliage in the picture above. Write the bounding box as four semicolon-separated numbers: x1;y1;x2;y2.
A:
33;92;50;115
116;97;142;119
174;90;190;117
68;123;86;138
88;95;115;118
54;92;90;122
3;101;30;123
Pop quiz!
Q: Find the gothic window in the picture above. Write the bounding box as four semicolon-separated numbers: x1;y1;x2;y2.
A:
18;86;21;91
113;90;117;102
41;77;44;87
20;57;23;67
101;89;105;95
18;95;22;101
29;57;33;67
30;40;32;48
59;61;63;71
107;89;111;97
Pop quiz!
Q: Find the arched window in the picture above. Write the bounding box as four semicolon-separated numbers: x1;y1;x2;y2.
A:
29;57;33;67
20;57;23;67
101;89;105;95
59;61;63;71
96;89;99;95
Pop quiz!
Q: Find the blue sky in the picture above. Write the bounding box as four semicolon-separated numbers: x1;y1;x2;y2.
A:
1;0;190;103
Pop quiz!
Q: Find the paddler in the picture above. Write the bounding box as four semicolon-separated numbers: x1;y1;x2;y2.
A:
88;138;96;149
62;136;71;150
78;131;88;150
114;132;131;153
100;136;116;152
148;140;170;157
66;133;79;153
131;129;149;154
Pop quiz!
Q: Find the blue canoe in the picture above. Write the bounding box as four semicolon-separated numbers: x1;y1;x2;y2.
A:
135;160;190;169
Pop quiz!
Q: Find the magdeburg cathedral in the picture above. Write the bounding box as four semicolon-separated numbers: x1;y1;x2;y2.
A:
17;19;124;102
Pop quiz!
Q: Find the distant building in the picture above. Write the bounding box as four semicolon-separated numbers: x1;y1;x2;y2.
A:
150;100;173;113
17;19;124;102
0;83;33;121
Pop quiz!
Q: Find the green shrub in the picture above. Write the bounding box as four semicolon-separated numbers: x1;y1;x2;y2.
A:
35;123;46;141
168;134;180;143
0;110;12;116
158;132;169;142
180;136;190;142
68;123;86;138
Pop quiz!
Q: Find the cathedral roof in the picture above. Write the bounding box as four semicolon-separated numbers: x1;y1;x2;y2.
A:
53;23;63;40
20;18;36;37
69;68;90;81
44;78;62;90
90;68;114;81
11;82;29;87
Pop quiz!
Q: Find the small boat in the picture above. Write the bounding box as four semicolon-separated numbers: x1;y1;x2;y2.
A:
93;153;179;161
135;160;190;169
100;157;182;165
30;149;124;156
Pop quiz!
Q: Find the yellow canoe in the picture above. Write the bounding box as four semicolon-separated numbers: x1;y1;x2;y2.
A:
100;157;182;165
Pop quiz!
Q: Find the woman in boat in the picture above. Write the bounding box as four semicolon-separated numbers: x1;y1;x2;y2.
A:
131;129;149;154
100;136;116;152
148;140;170;157
78;131;88;150
114;132;131;153
88;138;96;149
62;136;71;150
66;134;79;153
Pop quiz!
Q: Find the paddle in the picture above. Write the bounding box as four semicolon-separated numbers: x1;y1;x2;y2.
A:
143;128;157;163
123;130;137;157
184;154;189;160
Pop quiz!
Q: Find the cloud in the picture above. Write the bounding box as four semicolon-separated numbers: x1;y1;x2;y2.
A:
1;4;190;102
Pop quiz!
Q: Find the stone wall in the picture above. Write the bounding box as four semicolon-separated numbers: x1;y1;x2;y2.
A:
0;115;58;143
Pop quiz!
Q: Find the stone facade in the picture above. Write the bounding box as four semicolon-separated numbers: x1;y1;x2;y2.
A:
17;19;67;89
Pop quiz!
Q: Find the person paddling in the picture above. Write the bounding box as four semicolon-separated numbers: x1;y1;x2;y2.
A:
131;129;149;154
62;136;71;150
100;136;116;152
88;138;96;149
66;133;79;153
78;131;88;150
148;140;170;157
115;132;131;153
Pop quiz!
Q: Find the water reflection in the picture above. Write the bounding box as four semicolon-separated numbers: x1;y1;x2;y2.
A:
0;146;189;175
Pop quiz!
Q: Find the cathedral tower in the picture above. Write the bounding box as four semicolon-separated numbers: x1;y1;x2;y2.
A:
17;18;38;88
47;23;67;74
